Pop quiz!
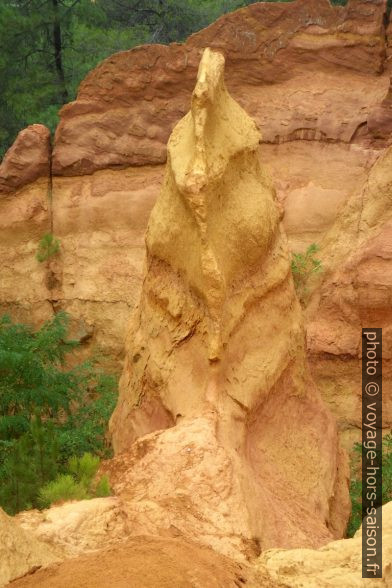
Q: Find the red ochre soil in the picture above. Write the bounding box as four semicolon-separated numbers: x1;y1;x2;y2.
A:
9;536;281;588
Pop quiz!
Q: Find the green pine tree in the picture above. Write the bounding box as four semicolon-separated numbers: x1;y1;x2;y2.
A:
30;414;59;488
0;435;37;514
0;415;60;514
0;311;117;514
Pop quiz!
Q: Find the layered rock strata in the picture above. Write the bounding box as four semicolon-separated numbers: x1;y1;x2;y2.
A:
0;125;50;194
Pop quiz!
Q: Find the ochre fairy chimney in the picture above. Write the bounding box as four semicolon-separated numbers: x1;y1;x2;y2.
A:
109;48;350;554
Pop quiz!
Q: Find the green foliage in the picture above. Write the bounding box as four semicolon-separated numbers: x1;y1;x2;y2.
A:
38;475;88;507
0;311;80;440
36;233;61;263
383;433;392;503
347;434;392;537
39;453;111;508
95;474;111;498
67;452;110;497
55;373;118;461
0;312;117;514
291;243;323;304
0;415;60;514
68;452;100;487
0;435;39;513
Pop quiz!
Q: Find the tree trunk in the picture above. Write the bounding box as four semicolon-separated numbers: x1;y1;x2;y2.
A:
51;0;68;103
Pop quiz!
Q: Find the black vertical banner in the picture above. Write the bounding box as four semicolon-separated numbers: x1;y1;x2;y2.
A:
362;328;382;578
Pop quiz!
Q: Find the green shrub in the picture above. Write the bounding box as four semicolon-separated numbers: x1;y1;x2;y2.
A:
291;243;322;304
95;475;111;498
39;475;88;508
68;452;100;489
36;233;61;263
67;452;111;498
38;453;111;508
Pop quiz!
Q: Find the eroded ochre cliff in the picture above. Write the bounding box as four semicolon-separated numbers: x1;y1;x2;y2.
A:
1;44;358;588
307;141;392;448
1;2;392;584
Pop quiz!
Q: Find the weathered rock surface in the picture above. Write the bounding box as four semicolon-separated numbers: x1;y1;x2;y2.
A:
0;175;52;331
108;48;349;557
15;497;129;558
260;141;378;251
0;125;50;195
0;125;52;329
0;507;59;588
306;141;392;447
258;500;392;587
50;165;163;362
0;166;162;366
6;496;392;587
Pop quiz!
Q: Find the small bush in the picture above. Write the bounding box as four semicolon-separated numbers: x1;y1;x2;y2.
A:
291;243;322;304
68;452;100;490
36;233;60;263
94;475;111;498
39;474;87;507
38;453;112;508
